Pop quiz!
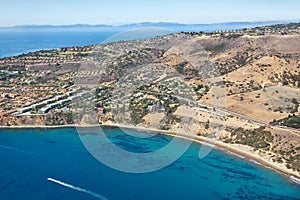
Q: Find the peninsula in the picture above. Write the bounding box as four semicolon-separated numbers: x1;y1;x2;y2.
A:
1;22;300;180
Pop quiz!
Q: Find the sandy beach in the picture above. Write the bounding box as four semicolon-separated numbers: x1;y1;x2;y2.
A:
1;123;300;183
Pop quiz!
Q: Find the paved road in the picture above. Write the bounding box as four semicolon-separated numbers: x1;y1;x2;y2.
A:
199;102;300;134
174;95;300;135
118;89;299;135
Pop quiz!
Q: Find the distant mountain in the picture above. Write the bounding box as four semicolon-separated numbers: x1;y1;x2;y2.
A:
114;21;292;32
120;21;282;27
119;22;188;28
10;21;283;28
2;21;297;32
12;24;113;29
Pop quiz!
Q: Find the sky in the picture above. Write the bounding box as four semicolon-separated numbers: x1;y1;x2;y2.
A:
1;0;300;27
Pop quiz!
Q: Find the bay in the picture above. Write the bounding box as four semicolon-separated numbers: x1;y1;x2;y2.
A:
0;128;299;200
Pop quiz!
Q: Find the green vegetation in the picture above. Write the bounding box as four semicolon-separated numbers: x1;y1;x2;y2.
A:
291;98;299;113
129;98;154;125
225;127;273;149
176;64;185;74
30;108;38;114
286;155;300;172
160;115;181;130
204;43;226;54
283;115;300;129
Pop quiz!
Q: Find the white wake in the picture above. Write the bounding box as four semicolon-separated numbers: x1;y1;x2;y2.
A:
47;178;108;200
290;176;300;185
0;145;33;154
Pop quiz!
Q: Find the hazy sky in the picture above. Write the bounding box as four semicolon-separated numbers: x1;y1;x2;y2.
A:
1;0;300;26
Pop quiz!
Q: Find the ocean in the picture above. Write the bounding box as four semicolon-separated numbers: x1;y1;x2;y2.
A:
1;24;300;199
0;128;299;200
0;21;284;59
0;30;119;58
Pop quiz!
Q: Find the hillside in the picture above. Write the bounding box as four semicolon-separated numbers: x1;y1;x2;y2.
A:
1;22;300;177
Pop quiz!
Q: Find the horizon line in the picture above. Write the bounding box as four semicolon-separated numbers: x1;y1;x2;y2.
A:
1;19;299;29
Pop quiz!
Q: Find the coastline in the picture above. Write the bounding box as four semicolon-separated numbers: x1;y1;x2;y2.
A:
165;132;300;182
1;124;300;183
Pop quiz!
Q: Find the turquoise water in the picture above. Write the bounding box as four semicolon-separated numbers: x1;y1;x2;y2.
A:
0;128;299;200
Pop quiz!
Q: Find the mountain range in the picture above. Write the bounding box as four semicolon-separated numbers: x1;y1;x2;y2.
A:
2;21;296;32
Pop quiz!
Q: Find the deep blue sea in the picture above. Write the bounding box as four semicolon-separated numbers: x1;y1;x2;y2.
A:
0;128;299;200
0;30;120;58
